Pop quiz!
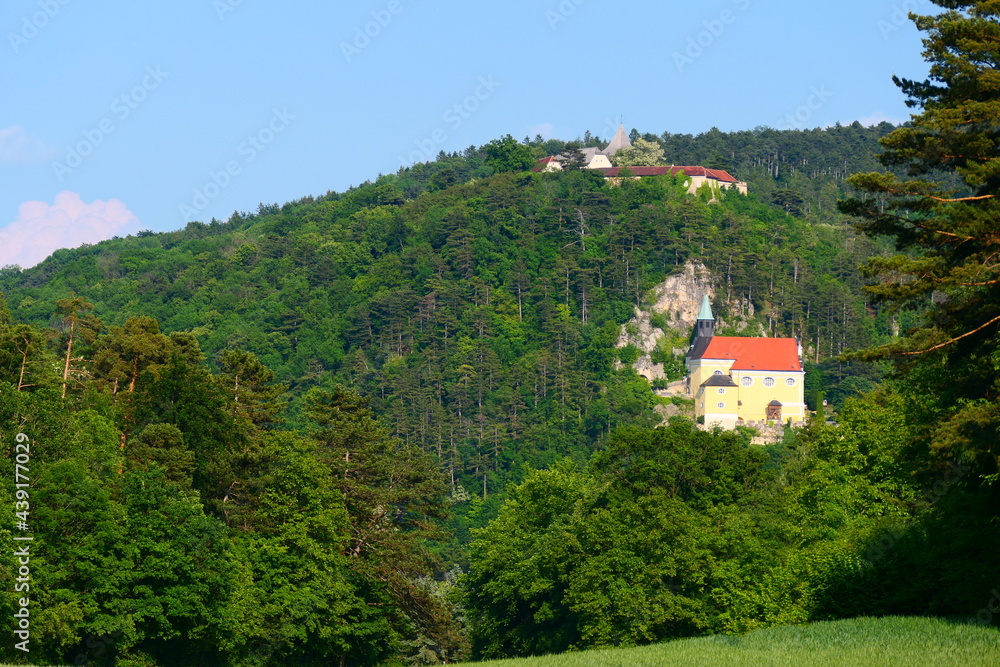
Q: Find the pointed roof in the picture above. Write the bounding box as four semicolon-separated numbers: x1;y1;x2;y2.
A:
603;125;633;157
697;295;714;321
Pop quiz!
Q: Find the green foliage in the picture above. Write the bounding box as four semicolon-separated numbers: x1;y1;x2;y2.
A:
839;0;1000;488
484;135;537;174
466;369;1000;660
0;322;455;665
617;344;640;365
610;138;665;167
1;139;892;506
466;423;780;657
0;111;978;664
216;348;288;428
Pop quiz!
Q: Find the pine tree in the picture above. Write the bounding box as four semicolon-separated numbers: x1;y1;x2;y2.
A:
839;1;1000;481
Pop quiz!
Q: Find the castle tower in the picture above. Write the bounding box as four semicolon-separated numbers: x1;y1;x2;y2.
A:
603;124;633;158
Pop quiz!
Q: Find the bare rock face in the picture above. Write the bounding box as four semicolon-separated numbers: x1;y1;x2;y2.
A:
648;260;715;332
617;261;714;380
655;402;682;421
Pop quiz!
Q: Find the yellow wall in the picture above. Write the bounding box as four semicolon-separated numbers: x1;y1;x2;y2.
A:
687;360;806;426
729;370;806;423
696;382;739;429
686;358;733;395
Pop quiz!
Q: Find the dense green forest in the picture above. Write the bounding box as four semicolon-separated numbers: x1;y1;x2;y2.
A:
570;120;898;221
1;151;890;501
0;136;898;664
3;2;1000;662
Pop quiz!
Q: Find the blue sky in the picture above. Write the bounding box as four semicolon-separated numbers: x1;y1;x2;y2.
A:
1;0;935;268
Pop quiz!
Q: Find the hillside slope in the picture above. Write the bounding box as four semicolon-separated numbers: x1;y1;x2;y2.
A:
1;164;889;494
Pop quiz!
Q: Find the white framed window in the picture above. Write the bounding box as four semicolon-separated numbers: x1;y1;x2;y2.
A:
740;377;753;387
786;378;796;386
713;370;723;375
718;388;726;395
763;377;776;388
717;402;726;409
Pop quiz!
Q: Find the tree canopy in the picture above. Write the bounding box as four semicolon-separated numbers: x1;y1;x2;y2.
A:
840;0;1000;483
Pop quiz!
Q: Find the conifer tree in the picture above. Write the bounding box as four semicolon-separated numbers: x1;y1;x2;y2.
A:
840;1;1000;480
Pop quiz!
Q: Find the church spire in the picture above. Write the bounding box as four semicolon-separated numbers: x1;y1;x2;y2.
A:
697;294;714;321
695;295;715;340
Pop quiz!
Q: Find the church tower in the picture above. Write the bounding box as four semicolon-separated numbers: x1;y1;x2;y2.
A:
694;295;715;341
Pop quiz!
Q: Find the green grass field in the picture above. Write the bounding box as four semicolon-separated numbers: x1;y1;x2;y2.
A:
461;617;1000;666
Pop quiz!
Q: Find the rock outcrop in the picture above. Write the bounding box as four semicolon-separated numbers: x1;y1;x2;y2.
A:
616;261;714;381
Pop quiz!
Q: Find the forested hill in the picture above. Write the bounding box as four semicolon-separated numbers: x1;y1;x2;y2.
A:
2;129;893;495
566;121;898;219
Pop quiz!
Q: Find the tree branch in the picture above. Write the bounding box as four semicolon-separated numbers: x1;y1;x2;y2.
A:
887;187;995;203
862;209;976;241
900;313;1000;355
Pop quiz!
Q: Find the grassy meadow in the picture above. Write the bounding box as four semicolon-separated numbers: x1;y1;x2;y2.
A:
461;617;1000;667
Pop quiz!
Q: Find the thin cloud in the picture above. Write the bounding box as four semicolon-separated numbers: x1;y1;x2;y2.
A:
0;191;141;269
528;123;555;140
0;126;55;164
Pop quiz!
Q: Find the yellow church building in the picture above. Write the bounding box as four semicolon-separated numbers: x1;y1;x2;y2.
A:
686;296;806;429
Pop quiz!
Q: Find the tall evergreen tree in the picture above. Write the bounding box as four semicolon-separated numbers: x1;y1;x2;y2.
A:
839;0;1000;482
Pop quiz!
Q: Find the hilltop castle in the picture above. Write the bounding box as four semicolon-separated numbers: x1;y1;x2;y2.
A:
534;125;748;195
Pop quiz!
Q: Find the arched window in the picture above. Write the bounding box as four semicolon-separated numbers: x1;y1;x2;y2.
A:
786;378;796;386
740;377;753;387
763;377;776;388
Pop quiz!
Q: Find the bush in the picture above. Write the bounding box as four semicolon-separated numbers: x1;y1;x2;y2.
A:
618;345;641;365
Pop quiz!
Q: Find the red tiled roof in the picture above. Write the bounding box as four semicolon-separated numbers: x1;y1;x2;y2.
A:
532;156;558;172
700;337;802;372
597;166;740;183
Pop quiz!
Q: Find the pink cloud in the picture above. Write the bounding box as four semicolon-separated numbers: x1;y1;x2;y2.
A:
0;191;142;269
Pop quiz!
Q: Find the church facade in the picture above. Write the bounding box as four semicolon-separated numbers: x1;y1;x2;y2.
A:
685;296;806;429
